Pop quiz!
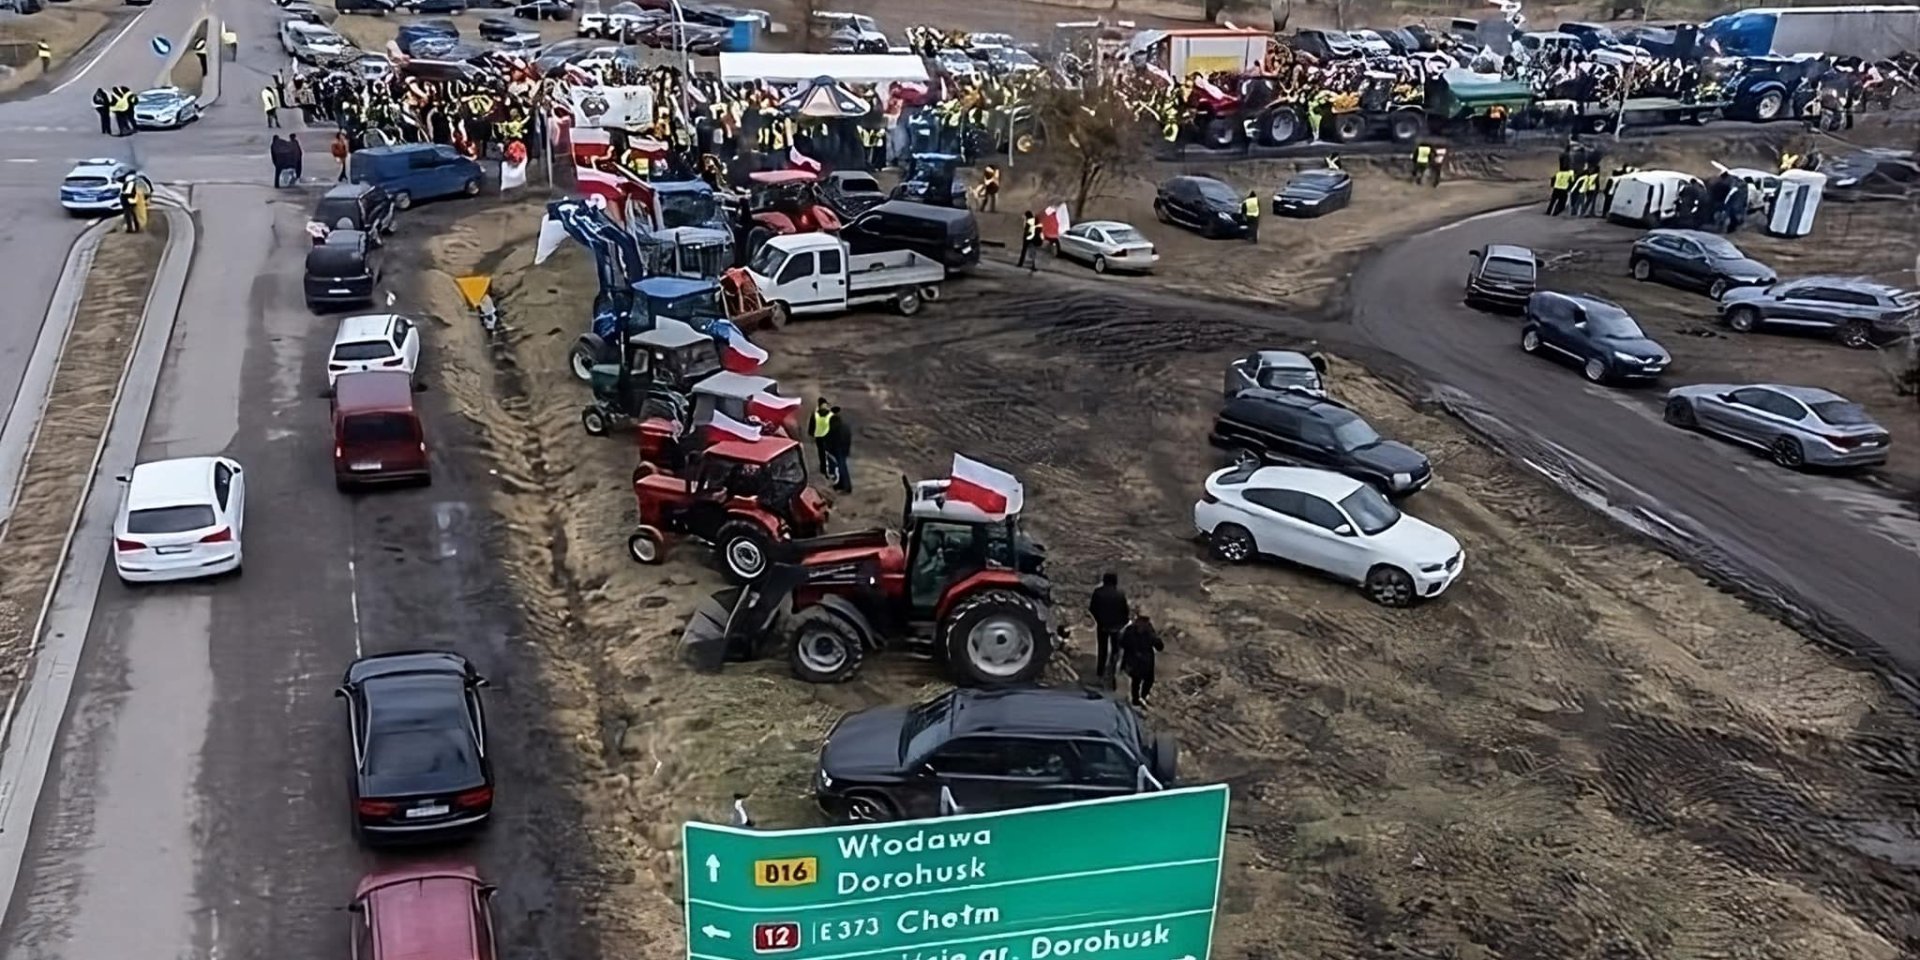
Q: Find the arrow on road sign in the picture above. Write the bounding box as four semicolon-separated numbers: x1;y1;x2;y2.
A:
701;925;732;940
705;853;720;883
150;36;172;58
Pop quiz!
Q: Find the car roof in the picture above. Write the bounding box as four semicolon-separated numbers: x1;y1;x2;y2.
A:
333;370;417;412
355;862;484;900
1764;384;1847;403
324;182;377;199
750;170;818;184
137;86;187;96
346;649;473;686
67;159;128;175
1216;464;1364;499
1253;349;1315;369
868;200;972;222
1077;220;1132;231
355;143;445;158
363;870;482;960
1785;276;1905;296
1542;290;1627;312
334;313;401;344
127;457;219;509
1229;387;1349;416
943;687;1137;740
1483;243;1534;261
1170;174;1229;188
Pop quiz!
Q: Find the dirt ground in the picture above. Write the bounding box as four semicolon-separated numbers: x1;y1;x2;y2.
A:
0;220;165;717
401;121;1920;956
0;0;114;96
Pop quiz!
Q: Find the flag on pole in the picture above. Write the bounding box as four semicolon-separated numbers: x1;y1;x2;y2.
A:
722;334;769;374
747;391;802;425
533;214;568;265
705;410;763;443
946;454;1022;518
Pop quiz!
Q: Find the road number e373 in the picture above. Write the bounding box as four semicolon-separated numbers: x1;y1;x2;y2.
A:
814;917;880;943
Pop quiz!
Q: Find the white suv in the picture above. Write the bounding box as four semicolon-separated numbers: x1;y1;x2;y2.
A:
327;314;421;387
1193;464;1463;607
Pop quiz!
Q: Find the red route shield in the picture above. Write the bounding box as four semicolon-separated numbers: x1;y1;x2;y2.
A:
753;922;801;954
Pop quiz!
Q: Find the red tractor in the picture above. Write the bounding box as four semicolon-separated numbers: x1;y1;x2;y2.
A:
738;170;843;258
679;473;1061;687
633;371;798;475
628;435;831;583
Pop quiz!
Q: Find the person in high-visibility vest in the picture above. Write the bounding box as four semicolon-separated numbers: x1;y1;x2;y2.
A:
1572;169;1599;217
1778;151;1799;173
1241;190;1260;244
1411;142;1431;182
808;399;836;483
36;40;52;73
119;177;141;233
1016;211;1040;272
1547;167;1574;216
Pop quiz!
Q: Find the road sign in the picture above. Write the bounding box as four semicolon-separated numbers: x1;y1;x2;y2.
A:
150;36;172;58
682;784;1229;960
453;275;492;309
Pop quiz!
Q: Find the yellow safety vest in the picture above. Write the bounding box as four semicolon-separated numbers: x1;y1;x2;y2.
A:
809;411;833;438
1576;174;1598;191
37;42;52;60
1415;144;1431;162
1023;218;1039;242
1241;196;1259;217
1552;170;1574;189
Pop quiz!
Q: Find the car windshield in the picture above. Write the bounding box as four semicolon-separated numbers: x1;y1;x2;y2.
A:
1482;256;1534;281
335;340;395;361
342;412;416;444
659;190;718;229
136;91;176;105
1257;365;1319;390
1809;400;1872;425
1337;486;1401;535
1696;235;1743;259
1294;173;1342;188
314;198;362;224
127;504;217;534
747;244;787;279
1582;303;1643;338
1194;180;1237;204
1107;227;1147;244
898;694;954;763
1330;414;1381;451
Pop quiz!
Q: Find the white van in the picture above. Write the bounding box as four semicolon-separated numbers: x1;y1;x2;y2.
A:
1605;170;1703;228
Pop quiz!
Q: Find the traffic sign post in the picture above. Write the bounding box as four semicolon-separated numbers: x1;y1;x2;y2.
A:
150;36;173;59
682;785;1229;960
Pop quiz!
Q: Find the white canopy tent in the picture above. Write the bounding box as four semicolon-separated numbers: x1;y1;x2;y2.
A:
717;53;929;84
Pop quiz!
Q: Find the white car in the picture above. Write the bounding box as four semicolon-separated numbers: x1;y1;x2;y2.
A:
327;314;421;387
1347;28;1394;57
1193;465;1463;607
58;159;139;214
1054;220;1157;274
113;457;246;583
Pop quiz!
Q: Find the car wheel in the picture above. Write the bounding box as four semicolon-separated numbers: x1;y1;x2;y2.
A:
581;406;610;436
1727;306;1758;332
843;790;897;823
627;526;664;564
1364;566;1417;608
1208;524;1255;563
894;289;922;316
1231;447;1261;470
1769;436;1807;469
715;520;773;583
462;178;481;197
1153;200;1169;224
391;190;412;211
1093;255;1109;274
1582;357;1609;383
1630;258;1651;281
1839;319;1872;349
1663;397;1697;429
1519;327;1542;353
1707;278;1729;299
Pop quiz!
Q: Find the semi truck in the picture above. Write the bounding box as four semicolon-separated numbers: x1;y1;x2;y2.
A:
1702;5;1920;60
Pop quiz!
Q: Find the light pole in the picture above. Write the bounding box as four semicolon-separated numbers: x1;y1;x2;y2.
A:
666;0;695;118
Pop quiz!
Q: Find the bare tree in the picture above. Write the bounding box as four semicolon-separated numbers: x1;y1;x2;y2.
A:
1029;82;1150;218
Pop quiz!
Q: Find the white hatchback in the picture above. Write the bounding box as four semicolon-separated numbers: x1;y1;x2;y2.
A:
113;457;246;583
327;314;420;387
1193;464;1463;607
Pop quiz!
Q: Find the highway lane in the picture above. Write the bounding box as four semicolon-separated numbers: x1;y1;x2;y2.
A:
1346;208;1920;676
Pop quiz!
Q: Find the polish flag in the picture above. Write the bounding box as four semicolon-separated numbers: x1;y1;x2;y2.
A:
947;454;1022;519
787;145;823;174
569;125;612;167
705;410;763;444
722;334;769;374
747;391;802;425
575;166;627;222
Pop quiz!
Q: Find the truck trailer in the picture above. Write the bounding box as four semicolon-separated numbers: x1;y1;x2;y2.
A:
1702;5;1920;60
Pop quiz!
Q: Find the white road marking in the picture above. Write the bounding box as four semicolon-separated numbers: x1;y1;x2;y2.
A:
432;502;462;559
49;9;152;96
3;158;34;164
209;907;221;960
347;558;363;657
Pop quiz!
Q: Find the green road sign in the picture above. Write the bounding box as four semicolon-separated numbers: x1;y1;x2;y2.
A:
681;784;1229;960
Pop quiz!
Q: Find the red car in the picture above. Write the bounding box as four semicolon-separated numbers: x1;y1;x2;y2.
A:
351;864;498;960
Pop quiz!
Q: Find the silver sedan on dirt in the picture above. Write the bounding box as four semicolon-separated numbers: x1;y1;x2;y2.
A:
1053;220;1158;274
1662;382;1891;470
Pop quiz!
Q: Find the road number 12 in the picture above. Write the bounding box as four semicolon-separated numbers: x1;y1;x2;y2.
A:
754;922;802;953
754;857;819;887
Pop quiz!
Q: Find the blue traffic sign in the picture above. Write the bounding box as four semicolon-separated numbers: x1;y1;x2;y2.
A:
150;36;172;58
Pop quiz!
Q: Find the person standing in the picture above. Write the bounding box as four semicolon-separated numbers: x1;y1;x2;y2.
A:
262;85;281;128
1088;573;1129;689
808;399;835;485
1546;167;1573;216
978;164;1000;212
287;133;304;183
1118;615;1164;707
332;130;351;180
1241;190;1260;243
823;406;852;494
194;34;207;77
92;87;112;135
1429;145;1448;187
36;40;51;73
119;176;141;233
1016;211;1040;271
1410;141;1430;182
113;86;136;136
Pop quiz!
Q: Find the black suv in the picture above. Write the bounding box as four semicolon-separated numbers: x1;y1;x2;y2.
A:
1463;243;1538;310
1209;389;1433;496
1520;291;1670;384
312;182;396;245
815;687;1177;822
1153;175;1250;238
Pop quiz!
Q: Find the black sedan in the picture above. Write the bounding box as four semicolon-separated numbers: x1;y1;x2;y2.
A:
1271;169;1352;218
476;16;521;39
1153;175;1251;238
1519;291;1670;385
404;0;467;12
1629;228;1775;299
337;651;493;844
1821;149;1917;203
815;687;1177;822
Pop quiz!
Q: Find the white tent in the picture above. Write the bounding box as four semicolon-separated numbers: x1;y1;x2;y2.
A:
717;53;929;84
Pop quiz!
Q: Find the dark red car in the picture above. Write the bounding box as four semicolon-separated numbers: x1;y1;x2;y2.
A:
351;864;498;960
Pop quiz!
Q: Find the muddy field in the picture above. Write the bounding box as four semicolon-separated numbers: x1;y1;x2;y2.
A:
0;222;164;718
401;143;1920;957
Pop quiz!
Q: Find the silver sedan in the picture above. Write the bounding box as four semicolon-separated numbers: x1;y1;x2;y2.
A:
1053;220;1157;274
1663;382;1891;470
132;87;200;129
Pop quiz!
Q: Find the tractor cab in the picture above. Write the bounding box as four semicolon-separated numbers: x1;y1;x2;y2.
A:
899;477;1045;618
632;275;730;334
741;171;843;255
890;153;968;207
636;370;783;469
629;435;831;582
580;318;725;436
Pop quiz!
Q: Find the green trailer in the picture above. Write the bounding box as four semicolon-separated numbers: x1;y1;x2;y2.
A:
1424;69;1536;131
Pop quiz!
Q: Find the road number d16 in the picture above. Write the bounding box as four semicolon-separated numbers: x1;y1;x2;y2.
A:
753;922;801;954
753;857;818;887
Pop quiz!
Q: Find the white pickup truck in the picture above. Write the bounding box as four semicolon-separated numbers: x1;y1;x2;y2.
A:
746;233;945;323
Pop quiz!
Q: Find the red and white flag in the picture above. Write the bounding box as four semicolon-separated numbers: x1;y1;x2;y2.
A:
575;166;627;221
747;391;802;425
569;124;612;166
947;454;1021;518
722;334;769;374
787;145;822;174
705;410;762;443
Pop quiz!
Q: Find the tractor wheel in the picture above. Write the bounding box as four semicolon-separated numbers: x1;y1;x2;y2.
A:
1201;118;1236;150
788;607;867;683
568;340;599;381
1148;732;1178;785
1014;132;1037;154
628;526;665;564
715;520;774;583
1260;107;1300;146
1329;113;1365;143
766;301;790;328
942;589;1051;686
581;406;610;436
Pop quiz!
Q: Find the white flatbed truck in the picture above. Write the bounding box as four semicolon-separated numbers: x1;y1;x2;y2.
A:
745;232;946;322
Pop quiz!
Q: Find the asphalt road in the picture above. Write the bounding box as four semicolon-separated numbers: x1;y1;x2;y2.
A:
0;3;597;959
1346;207;1920;679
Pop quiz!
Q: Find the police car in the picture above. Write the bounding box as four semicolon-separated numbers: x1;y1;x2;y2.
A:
59;159;142;215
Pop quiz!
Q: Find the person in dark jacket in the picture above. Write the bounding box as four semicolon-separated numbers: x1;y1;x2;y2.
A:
92;87;112;135
823;405;852;493
1118;615;1164;706
269;135;296;188
1087;573;1129;687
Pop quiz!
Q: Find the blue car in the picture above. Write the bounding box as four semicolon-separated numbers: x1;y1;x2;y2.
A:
348;144;484;210
60;159;141;215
